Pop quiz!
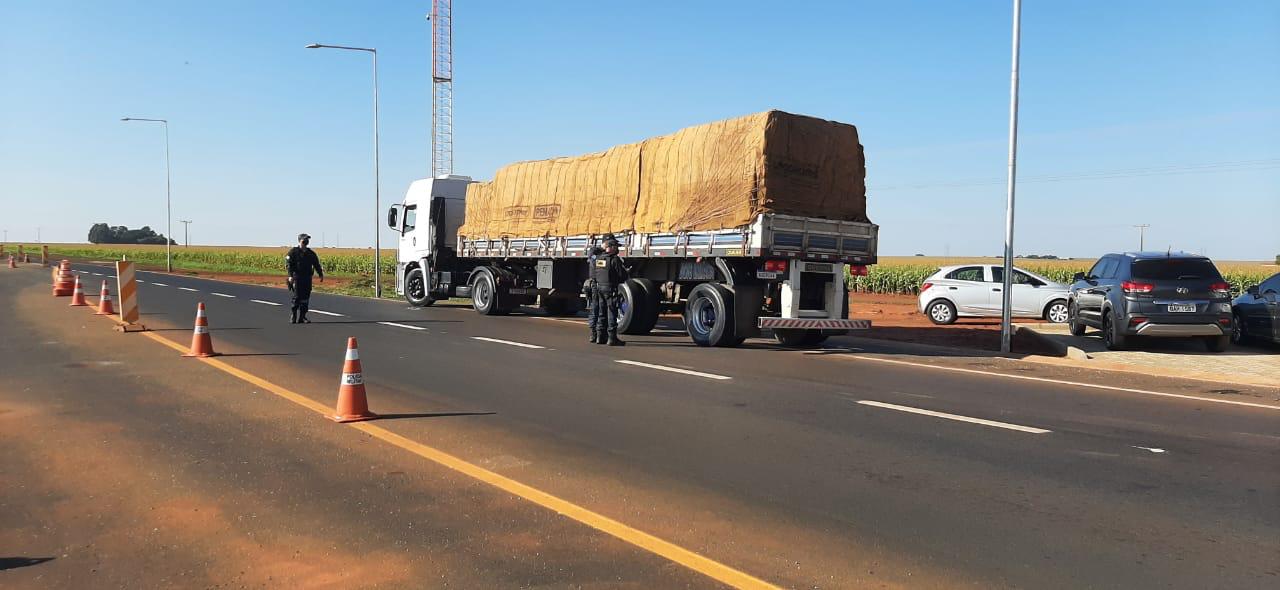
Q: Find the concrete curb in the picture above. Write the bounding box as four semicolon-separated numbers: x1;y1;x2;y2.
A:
1013;324;1090;360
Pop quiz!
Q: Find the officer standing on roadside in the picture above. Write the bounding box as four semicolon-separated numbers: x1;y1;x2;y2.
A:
286;233;324;324
590;236;628;346
583;237;607;343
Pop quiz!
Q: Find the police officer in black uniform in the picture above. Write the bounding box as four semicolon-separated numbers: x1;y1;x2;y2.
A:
590;236;629;346
583;233;616;343
286;233;324;324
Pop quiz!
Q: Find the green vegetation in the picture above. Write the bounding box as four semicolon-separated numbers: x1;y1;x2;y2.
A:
848;262;1271;297
43;244;397;277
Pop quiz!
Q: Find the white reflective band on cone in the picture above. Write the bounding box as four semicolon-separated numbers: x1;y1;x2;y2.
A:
345;348;360;361
194;325;208;334
341;373;364;385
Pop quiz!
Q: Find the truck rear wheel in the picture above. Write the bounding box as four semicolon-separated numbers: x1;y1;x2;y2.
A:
685;283;740;347
471;271;509;316
618;279;659;335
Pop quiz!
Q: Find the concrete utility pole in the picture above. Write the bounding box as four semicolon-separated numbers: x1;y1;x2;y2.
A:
1133;224;1150;251
306;43;382;297
179;220;192;246
121;117;174;272
999;0;1023;354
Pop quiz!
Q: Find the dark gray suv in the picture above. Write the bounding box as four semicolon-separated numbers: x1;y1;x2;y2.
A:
1067;252;1233;352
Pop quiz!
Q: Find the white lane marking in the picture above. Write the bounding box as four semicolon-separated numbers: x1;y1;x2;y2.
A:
472;336;544;349
211;292;236;298
614;360;732;381
379;321;427;331
856;400;1052;434
107;275;116;279
90;272;101;276
531;316;586;324
250;299;282;306
310;310;344;317
178;287;199;292
836;354;1280;411
150;282;169;287
1132;446;1167;454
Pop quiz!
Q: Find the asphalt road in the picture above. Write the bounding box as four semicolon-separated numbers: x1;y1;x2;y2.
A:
4;263;1278;588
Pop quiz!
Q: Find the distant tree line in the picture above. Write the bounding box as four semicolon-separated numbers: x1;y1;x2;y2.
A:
87;223;176;245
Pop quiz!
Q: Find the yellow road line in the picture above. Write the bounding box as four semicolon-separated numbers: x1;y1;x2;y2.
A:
114;318;776;589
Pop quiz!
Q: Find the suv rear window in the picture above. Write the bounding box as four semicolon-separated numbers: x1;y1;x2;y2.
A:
1131;258;1223;281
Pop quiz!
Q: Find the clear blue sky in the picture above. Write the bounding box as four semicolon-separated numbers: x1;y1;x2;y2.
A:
2;1;1277;259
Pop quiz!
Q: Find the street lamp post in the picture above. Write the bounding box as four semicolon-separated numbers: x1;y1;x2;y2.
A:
121;117;173;272
305;42;382;298
999;0;1023;354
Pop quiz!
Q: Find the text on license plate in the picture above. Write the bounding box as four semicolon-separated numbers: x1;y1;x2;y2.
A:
1166;304;1196;313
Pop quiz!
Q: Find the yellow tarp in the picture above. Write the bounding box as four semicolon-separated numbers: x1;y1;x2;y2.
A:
459;111;867;238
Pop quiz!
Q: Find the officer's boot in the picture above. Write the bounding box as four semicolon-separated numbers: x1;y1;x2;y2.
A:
588;327;598;343
289;308;298;324
607;330;625;347
596;329;609;345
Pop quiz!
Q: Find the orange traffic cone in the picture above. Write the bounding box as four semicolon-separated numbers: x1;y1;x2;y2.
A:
331;337;377;423
69;275;89;306
6;256;14;269
23;253;30;263
182;302;221;357
52;261;74;296
95;280;116;315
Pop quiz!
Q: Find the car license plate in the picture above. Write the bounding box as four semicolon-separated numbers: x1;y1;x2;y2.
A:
508;288;527;295
1167;303;1196;313
756;271;778;280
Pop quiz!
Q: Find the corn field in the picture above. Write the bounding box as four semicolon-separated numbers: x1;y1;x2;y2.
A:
39;244;398;277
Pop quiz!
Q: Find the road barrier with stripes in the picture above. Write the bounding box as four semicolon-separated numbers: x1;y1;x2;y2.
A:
114;260;146;331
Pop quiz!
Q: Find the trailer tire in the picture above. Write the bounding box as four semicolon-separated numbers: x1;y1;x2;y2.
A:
471;270;508;316
684;283;739;347
404;268;434;307
618;279;659;335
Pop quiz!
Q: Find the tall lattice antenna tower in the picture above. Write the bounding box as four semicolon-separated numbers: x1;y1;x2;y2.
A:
430;0;453;177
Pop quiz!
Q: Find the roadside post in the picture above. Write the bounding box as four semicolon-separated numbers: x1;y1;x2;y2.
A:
114;259;147;332
41;245;49;267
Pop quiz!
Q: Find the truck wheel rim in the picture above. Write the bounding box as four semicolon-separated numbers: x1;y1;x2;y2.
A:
476;280;491;308
408;274;425;300
689;296;715;336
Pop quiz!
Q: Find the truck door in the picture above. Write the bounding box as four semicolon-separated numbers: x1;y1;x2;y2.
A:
398;204;428;265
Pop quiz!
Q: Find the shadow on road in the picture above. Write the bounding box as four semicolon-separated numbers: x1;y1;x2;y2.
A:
0;556;55;571
315;319;461;325
149;327;263;332
217;352;298;357
377;411;496;421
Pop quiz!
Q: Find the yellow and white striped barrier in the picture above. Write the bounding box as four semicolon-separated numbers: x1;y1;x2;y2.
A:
114;260;147;331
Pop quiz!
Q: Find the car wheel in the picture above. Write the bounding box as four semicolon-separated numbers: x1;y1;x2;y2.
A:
926;299;957;325
1067;302;1087;336
1044;300;1069;324
1204;334;1229;353
1103;311;1127;351
1230;313;1247;345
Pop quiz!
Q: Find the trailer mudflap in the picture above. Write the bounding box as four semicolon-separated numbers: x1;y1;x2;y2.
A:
759;318;871;330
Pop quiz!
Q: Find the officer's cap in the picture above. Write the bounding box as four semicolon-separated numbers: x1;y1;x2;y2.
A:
298;233;311;241
604;237;620;248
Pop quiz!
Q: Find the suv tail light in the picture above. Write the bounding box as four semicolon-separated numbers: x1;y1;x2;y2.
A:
1210;281;1230;296
1121;281;1154;294
848;265;869;277
764;259;788;273
921;282;933;292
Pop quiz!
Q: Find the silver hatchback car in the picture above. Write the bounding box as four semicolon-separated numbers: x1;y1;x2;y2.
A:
918;264;1070;325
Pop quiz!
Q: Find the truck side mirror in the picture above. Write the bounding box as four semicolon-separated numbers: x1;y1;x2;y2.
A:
386;206;400;230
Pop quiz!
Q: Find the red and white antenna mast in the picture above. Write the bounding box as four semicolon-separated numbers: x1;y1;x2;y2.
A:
429;0;453;177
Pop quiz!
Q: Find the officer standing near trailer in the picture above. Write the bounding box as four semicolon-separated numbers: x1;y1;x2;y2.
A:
286;233;324;324
590;236;629;346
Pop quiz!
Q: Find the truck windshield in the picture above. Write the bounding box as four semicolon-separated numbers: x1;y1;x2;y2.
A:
1131;258;1222;281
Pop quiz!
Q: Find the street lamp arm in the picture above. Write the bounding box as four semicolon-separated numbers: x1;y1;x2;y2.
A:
121;117;168;124
305;43;375;53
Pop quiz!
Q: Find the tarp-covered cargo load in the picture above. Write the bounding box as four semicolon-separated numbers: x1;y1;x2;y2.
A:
458;110;867;238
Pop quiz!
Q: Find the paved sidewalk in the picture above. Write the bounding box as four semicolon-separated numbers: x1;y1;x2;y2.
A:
1019;322;1280;388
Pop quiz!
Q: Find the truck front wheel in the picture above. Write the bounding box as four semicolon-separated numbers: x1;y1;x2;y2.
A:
684;283;741;347
404;268;434;307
